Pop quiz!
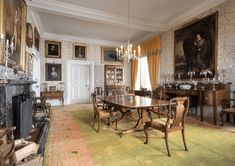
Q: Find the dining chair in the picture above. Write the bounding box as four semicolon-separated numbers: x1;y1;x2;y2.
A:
32;91;51;118
92;93;117;132
94;87;105;108
0;128;15;165
220;91;235;126
144;97;189;157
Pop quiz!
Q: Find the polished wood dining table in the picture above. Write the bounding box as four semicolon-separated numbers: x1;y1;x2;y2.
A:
98;95;170;135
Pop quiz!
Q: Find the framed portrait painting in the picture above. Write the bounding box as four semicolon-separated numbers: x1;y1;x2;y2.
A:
0;0;27;70
101;46;122;65
34;27;40;51
45;40;61;58
45;63;62;81
73;43;86;60
174;12;218;79
26;23;33;48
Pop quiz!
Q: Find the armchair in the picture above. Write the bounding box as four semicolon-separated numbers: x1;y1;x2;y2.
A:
144;97;189;156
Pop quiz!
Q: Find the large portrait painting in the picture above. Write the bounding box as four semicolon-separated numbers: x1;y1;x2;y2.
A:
101;46;122;65
0;0;27;69
174;12;218;79
45;63;62;81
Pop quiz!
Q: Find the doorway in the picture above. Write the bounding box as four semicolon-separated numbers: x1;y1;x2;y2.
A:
67;60;94;104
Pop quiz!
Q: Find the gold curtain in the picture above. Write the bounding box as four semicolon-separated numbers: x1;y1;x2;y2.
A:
131;59;138;90
140;36;161;89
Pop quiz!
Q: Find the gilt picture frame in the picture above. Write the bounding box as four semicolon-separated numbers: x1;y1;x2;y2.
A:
73;43;87;60
26;23;33;48
101;46;122;65
0;0;27;70
45;63;62;81
45;40;61;58
34;27;40;51
174;12;218;79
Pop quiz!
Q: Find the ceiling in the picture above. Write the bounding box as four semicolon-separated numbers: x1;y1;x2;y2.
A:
26;0;225;45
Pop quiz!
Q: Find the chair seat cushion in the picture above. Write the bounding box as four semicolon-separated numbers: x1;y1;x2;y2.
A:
45;103;51;108
99;109;117;117
147;118;173;130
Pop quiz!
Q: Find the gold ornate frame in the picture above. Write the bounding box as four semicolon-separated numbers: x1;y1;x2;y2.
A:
45;40;61;58
73;43;87;60
0;0;27;70
101;46;123;65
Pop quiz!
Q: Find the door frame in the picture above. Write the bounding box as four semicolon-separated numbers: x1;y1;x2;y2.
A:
66;60;94;105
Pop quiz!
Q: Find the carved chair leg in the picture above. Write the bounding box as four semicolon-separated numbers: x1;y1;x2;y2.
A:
93;113;96;127
165;132;171;157
144;124;149;144
98;116;101;133
220;111;224;126
182;128;188;151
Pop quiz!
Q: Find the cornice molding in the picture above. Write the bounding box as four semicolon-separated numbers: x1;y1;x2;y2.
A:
166;0;226;30
43;32;125;47
26;0;165;32
29;10;43;36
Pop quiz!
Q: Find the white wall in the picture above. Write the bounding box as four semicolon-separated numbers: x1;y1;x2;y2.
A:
27;10;42;96
39;37;131;105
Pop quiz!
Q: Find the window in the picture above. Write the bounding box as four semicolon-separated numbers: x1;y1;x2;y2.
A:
135;56;152;90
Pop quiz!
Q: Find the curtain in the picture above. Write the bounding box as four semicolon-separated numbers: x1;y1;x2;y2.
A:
140;36;161;90
131;59;138;90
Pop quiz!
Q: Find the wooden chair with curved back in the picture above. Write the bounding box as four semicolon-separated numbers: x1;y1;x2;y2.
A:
92;93;117;133
32;91;51;118
144;97;189;157
0;128;15;165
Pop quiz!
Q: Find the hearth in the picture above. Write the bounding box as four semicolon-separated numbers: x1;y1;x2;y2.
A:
12;95;33;139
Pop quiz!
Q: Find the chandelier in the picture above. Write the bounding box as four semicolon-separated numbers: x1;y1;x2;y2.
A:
116;0;141;62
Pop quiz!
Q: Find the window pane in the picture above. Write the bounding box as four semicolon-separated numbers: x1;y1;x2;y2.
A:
135;57;152;90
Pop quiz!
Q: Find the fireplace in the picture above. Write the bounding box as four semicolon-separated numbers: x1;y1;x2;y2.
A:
0;81;34;134
12;95;33;139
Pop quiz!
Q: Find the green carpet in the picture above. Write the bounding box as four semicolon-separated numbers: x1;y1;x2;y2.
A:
73;109;235;166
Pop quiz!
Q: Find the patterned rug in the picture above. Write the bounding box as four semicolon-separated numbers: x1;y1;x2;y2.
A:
44;105;235;166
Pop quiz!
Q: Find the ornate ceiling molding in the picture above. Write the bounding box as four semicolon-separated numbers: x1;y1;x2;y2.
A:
43;32;125;47
26;0;165;32
166;0;226;30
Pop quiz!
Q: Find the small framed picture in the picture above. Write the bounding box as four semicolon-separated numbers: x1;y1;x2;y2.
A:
73;43;87;60
101;46;122;65
34;27;40;51
45;40;61;58
26;23;33;48
45;63;62;81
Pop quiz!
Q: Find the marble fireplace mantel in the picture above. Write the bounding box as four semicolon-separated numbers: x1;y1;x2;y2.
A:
0;81;36;129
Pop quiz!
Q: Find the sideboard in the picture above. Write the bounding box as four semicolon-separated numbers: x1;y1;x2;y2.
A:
41;91;64;106
154;83;231;125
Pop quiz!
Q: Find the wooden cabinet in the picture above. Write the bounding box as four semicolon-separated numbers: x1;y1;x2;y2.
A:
41;91;64;106
104;65;125;95
105;65;124;85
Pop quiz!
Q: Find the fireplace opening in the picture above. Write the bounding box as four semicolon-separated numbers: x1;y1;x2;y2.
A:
12;95;33;139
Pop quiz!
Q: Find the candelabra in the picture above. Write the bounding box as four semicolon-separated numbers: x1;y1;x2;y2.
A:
200;69;212;83
1;33;14;68
176;72;183;83
187;71;195;82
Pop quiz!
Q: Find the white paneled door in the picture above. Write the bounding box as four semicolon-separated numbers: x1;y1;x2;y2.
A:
70;64;90;104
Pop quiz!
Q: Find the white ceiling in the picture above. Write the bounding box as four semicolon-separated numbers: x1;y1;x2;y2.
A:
26;0;225;45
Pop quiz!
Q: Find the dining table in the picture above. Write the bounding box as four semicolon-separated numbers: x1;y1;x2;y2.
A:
98;95;170;135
